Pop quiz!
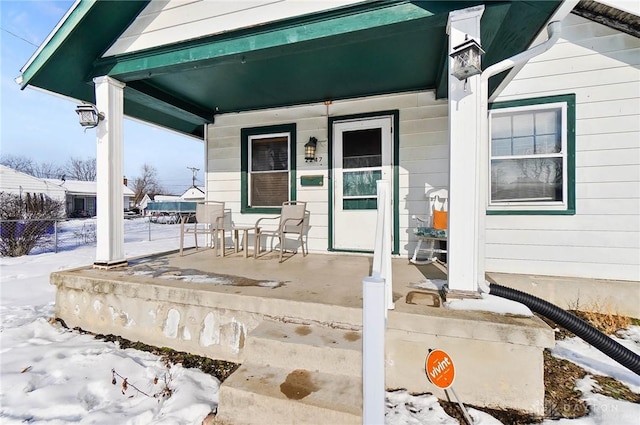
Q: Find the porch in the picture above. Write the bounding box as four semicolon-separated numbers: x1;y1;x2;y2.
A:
51;248;553;418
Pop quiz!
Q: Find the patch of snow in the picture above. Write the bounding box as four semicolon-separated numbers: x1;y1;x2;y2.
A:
445;293;533;317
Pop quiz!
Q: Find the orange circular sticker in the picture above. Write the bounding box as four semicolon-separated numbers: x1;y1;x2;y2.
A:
425;349;455;389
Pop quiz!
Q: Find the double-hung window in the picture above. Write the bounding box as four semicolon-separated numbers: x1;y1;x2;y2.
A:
488;94;575;214
241;124;296;213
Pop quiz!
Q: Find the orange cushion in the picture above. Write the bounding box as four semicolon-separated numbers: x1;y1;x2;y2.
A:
433;210;448;230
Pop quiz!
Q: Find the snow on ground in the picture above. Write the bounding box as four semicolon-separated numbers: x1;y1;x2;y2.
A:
1;218;639;424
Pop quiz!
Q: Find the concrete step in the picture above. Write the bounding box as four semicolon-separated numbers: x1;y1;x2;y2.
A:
242;321;362;377
215;363;362;425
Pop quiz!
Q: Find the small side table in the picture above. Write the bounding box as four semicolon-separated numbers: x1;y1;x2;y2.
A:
232;225;255;258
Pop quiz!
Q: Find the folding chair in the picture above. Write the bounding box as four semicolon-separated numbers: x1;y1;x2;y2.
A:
179;201;225;256
254;201;308;262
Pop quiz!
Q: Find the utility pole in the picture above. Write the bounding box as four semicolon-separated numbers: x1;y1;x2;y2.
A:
187;166;199;188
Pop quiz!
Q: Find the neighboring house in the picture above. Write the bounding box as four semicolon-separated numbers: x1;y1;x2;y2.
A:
44;178;135;217
0;164;67;208
180;185;205;201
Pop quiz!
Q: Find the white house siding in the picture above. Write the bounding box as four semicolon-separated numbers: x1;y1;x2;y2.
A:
207;91;448;255
489;13;640;282
105;0;363;56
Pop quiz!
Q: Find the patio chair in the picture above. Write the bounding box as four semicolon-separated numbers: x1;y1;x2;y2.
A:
410;189;448;265
254;201;308;262
179;201;226;256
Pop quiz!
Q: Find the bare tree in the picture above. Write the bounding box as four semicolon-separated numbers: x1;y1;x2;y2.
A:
0;154;35;175
64;157;97;181
130;164;165;205
32;161;65;179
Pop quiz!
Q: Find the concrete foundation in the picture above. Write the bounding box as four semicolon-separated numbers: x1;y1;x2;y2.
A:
51;249;554;416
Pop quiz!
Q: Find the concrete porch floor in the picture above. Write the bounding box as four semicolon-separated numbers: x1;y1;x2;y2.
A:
51;246;554;414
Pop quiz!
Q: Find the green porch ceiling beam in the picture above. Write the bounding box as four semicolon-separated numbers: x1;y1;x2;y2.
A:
125;81;213;122
91;2;457;80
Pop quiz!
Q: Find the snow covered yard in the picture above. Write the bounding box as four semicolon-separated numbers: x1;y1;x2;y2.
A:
1;218;639;424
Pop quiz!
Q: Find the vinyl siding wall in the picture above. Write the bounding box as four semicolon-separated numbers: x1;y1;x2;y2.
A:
207;91;448;254
489;14;640;281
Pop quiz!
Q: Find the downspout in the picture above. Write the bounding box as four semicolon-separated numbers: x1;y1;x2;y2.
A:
476;21;562;292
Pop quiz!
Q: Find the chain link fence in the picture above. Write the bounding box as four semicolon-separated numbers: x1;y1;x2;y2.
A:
0;218;183;257
0;219;97;256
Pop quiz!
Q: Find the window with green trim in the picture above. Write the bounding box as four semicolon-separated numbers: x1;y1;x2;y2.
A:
489;95;575;214
241;124;296;213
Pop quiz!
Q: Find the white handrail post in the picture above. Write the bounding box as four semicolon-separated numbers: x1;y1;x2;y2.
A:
362;275;385;425
372;180;394;311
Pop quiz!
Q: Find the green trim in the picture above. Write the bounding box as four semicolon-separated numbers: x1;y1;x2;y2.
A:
327;110;400;254
487;209;575;216
92;2;436;80
343;199;378;210
300;175;323;186
20;0;95;88
331;248;376;255
488;94;576;215
241;123;297;214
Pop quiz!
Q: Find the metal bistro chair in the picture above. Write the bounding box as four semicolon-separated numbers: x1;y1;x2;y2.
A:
410;190;448;265
179;201;226;256
254;201;308;262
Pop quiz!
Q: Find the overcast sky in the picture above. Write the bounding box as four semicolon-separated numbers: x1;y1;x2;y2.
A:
0;0;204;195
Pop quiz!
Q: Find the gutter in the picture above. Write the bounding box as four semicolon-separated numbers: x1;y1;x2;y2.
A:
481;21;562;83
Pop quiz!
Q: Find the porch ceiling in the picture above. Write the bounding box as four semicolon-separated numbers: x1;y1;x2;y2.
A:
20;0;563;139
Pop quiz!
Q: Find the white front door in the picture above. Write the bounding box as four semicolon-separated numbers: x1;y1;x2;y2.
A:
332;116;393;251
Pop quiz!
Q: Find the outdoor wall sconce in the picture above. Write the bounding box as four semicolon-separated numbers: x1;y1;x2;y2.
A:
450;36;484;81
305;137;319;162
75;103;105;129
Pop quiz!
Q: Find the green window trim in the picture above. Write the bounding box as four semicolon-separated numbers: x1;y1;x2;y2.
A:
488;94;576;216
241;124;297;214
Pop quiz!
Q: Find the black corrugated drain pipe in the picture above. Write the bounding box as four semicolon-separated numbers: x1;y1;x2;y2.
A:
488;283;640;376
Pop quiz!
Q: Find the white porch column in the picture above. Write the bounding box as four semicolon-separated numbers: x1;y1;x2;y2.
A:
93;76;127;269
446;6;484;294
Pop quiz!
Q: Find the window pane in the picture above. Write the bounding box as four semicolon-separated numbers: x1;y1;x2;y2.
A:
343;170;382;197
251;137;288;171
512;113;534;137
536;134;561;154
491;115;512;139
512;137;534;155
535;111;559;135
491;158;563;202
251;172;289;207
492;138;512;156
343;128;382;168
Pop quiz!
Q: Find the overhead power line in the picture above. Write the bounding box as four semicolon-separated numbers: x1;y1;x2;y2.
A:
0;27;39;48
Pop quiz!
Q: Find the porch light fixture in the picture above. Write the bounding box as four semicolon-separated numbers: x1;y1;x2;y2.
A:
304;137;318;162
450;36;484;81
75;103;104;129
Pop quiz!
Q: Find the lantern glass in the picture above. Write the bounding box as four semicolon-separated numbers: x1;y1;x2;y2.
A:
450;38;484;80
304;137;317;162
78;109;97;126
75;104;104;128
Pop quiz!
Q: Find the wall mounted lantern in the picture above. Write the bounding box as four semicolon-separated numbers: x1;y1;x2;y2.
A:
75;103;105;129
450;36;484;81
304;137;319;162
